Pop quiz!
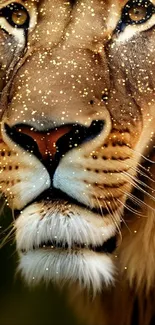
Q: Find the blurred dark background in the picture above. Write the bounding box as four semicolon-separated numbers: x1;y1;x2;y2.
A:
0;204;81;325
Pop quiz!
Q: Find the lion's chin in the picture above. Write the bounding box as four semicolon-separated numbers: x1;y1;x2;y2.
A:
18;248;115;293
15;198;120;293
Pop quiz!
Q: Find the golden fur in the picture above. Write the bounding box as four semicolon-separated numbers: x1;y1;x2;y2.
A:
0;0;155;324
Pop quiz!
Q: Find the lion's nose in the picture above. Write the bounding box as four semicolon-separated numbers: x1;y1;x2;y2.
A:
15;125;72;160
4;120;104;161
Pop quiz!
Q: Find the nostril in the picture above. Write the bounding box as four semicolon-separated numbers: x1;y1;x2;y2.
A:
88;120;105;138
4;123;42;160
55;120;105;159
4;120;105;161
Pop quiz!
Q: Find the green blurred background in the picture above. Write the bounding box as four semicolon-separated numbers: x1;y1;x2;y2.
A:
0;204;81;325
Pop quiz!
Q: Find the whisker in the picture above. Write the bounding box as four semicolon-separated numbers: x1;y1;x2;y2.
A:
0;219;14;236
136;162;152;174
94;194;104;218
108;196;130;232
119;187;143;207
0;226;15;249
113;198;131;235
123;171;155;193
129;159;154;179
120;170;155;205
11;207;16;222
10;247;18;259
93;190;122;236
130;147;155;164
104;199;122;241
116;197;144;218
119;187;155;213
132;166;155;184
0;199;8;216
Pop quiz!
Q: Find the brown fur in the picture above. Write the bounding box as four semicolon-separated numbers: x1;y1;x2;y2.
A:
0;1;155;324
67;175;155;325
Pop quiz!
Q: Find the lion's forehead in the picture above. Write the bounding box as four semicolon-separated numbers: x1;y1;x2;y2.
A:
33;0;155;9
26;0;155;37
1;0;155;10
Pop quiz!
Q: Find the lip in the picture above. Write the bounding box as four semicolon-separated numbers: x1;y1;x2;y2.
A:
34;188;116;218
21;235;117;255
14;187;114;222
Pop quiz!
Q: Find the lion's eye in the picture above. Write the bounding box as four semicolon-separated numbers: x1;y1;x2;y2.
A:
11;7;28;26
117;0;155;32
0;2;29;29
128;5;148;22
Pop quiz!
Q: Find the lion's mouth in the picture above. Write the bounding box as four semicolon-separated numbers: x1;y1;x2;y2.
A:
21;235;117;254
35;188;112;217
16;175;119;289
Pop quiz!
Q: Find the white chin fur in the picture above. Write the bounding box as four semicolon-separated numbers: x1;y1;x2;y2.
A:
16;202;117;292
18;249;115;294
15;202;116;251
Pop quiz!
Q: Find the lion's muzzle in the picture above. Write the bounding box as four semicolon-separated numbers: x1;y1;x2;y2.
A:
4;119;105;168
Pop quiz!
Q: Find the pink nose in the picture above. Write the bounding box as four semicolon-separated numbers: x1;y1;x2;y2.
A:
16;125;72;160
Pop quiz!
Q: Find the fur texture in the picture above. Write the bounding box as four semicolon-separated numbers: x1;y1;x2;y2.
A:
0;1;155;324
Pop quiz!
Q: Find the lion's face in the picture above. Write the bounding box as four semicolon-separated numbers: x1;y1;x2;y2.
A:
0;0;155;292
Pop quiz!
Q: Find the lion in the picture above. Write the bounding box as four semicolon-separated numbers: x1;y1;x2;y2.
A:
0;0;155;324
